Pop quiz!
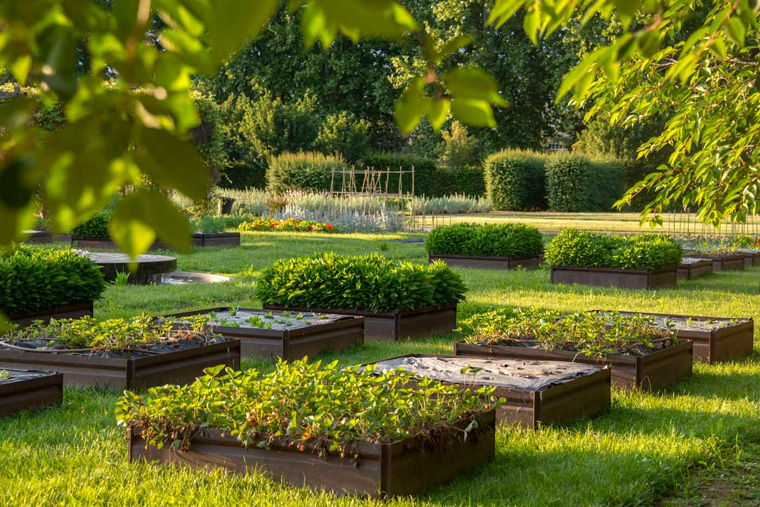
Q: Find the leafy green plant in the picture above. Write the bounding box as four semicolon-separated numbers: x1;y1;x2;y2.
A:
2;315;220;354
256;253;467;313
116;359;496;454
71;211;112;239
545;229;683;270
0;370;8;380
425;223;543;259
460;308;677;358
238;217;335;233
266;152;348;194
113;272;130;286
0;245;106;314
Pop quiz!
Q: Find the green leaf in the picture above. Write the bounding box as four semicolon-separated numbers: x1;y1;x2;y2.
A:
724;17;746;46
137;128;209;201
613;0;641;28
427;98;450;132
109;189;192;258
445;67;507;106
451;98;496;128
394;77;427;134
208;0;278;63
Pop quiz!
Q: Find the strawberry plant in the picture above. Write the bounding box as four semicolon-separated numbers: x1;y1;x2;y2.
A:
0;245;106;314
256;253;467;313
1;316;223;354
426;223;543;259
461;308;677;358
116;359;497;454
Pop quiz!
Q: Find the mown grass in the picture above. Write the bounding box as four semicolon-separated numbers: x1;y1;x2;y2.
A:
2;230;759;505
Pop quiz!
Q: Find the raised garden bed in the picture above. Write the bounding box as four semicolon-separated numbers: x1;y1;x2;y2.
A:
700;253;745;272
71;232;241;250
609;311;754;363
85;253;177;284
550;266;678;290
363;354;610;428
0;369;63;418
0;318;240;389
119;361;495;497
454;340;692;391
425;223;543;271
735;248;760;267
7;302;94;327
455;310;693;391
163;307;363;360
677;258;713;281
428;253;540;270
22;230;52;244
263;303;456;341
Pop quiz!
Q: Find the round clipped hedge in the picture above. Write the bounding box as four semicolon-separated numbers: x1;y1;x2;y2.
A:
425;223;544;259
255;252;467;313
545;229;683;270
484;149;546;211
71;211;112;239
0;245;106;314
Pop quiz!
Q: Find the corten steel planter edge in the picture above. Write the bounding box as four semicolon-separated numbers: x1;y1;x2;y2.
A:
262;304;458;342
161;307;363;361
0;371;63;418
72;232;241;250
7;301;94;327
677;260;713;281
453;341;693;391
550;266;678;290
0;339;240;389
127;410;495;497
428;253;541;270
361;353;610;429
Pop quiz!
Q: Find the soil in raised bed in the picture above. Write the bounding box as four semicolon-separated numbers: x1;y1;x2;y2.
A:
182;309;352;331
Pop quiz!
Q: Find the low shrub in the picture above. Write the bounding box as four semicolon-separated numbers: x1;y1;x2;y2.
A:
0;245;106;314
238;217;335;233
256;253;467;313
71;211;112;239
484;150;546;211
545;229;683;270
116;359;495;453
266;152;348;194
460;308;677;357
545;154;624;212
425;223;543;259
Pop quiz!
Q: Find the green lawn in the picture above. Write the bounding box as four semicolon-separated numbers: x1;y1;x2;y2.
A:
2;231;759;505
416;210;760;236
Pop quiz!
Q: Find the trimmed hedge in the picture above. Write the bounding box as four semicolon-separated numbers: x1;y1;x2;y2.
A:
430;166;486;198
364;153;436;196
545;154;624;212
425;223;543;259
218;161;267;190
266;152;348;194
0;245;106;314
545;229;683;270
71;211;111;239
255;252;467;313
484;150;547;211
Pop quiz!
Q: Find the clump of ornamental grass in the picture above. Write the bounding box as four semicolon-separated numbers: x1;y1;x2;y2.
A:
116;359;497;455
460;308;677;357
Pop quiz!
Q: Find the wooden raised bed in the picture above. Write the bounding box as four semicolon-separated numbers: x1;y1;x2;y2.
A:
0;369;63;418
128;409;495;497
363;355;610;428
262;304;458;341
163;307;364;360
735;249;760;268
550;266;678;290
611;311;754;363
6;302;94;327
0;339;240;389
428;253;540;270
700;253;745;272
71;232;241;250
23;230;53;244
454;340;693;391
677;258;713;281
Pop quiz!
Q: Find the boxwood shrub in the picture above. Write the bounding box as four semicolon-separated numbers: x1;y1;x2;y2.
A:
425;223;543;259
266;152;348;194
545;154;624;212
255;253;467;313
545;229;683;270
0;245;106;314
484;150;547;211
71;211;111;239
